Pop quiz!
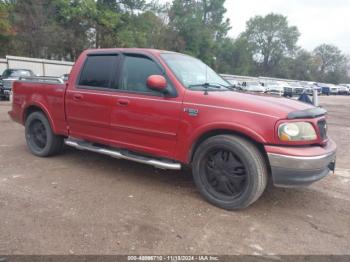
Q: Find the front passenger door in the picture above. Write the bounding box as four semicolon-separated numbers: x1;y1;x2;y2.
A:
110;54;182;159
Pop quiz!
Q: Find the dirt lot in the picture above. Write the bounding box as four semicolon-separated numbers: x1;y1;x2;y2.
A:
0;96;349;255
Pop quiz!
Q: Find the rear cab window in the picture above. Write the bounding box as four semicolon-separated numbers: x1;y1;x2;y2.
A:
78;54;119;89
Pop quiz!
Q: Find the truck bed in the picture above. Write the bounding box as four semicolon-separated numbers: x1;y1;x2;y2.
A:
9;78;68;136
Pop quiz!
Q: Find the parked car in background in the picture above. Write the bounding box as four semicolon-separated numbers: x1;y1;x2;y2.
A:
61;74;70;82
220;75;248;90
329;84;339;95
316;83;331;96
340;84;350;89
263;81;301;97
0;69;35;100
337;85;349;95
301;82;321;96
285;81;304;97
224;78;240;88
262;81;284;96
241;81;266;93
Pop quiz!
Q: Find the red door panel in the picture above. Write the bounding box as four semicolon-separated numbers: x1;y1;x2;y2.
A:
65;89;114;143
110;94;182;159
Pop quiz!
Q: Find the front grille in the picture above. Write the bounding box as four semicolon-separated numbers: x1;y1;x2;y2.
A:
317;119;327;140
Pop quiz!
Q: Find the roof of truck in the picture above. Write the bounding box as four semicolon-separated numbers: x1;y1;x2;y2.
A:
85;48;177;55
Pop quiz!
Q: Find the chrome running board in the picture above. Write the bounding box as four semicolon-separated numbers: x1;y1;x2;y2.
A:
64;138;181;170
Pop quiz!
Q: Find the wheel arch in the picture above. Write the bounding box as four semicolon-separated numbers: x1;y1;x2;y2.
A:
188;128;270;171
23;103;57;133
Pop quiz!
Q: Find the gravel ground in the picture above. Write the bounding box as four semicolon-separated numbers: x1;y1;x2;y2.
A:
0;96;349;255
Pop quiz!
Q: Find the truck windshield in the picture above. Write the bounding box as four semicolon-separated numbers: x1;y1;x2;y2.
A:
2;69;33;78
161;53;230;90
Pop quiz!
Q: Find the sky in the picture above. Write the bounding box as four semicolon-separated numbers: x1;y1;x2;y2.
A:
159;0;350;55
225;0;350;54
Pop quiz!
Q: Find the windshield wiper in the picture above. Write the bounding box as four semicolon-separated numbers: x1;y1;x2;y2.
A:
188;83;222;89
188;82;236;91
211;82;237;91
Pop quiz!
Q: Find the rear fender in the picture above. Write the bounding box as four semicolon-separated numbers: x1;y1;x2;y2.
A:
22;101;58;134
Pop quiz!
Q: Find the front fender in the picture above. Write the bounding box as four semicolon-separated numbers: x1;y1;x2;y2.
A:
177;121;269;163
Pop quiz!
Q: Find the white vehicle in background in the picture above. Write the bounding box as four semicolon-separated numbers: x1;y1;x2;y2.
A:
338;84;350;95
301;82;321;96
224;78;241;88
329;84;339;95
285;81;305;97
262;81;285;96
263;81;296;96
241;81;266;93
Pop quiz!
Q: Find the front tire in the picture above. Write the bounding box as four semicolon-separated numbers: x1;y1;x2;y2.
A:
192;135;268;210
25;111;63;157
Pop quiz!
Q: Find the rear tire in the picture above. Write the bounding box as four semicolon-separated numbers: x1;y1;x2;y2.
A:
25;111;63;157
192;135;268;210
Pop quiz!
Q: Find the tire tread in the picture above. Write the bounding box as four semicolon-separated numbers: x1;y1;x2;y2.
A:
192;134;268;210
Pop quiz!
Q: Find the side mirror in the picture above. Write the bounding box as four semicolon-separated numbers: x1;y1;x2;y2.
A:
147;75;167;92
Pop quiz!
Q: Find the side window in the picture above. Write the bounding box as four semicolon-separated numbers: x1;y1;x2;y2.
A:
120;55;163;93
79;55;118;88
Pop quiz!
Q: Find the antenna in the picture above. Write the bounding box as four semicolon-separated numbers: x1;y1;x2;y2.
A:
204;64;209;95
205;64;208;84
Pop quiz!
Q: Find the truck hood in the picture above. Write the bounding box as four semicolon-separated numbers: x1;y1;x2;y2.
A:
186;90;315;120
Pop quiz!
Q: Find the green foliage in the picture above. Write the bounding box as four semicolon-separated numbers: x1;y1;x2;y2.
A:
0;0;349;83
215;37;255;75
168;0;230;65
0;2;13;38
312;44;349;83
242;13;300;75
0;1;15;56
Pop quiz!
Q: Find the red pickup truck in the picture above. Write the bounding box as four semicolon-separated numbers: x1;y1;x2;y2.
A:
9;48;336;210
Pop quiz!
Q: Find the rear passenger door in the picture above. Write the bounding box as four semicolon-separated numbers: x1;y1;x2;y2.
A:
65;53;120;144
109;53;182;159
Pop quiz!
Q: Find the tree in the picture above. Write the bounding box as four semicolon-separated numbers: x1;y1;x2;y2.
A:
313;44;349;83
242;13;300;76
313;44;346;74
0;1;15;56
215;37;255;75
168;0;230;65
279;49;317;81
1;0;349;85
8;0;57;58
0;2;14;39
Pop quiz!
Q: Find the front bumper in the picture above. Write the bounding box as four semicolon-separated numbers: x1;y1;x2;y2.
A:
266;139;336;187
0;88;10;98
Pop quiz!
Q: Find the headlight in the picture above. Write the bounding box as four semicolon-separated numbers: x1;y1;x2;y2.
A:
278;122;317;141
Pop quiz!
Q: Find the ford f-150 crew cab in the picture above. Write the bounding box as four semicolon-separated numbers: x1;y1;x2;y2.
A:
8;48;337;210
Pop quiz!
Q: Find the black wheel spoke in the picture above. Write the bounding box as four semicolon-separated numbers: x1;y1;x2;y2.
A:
205;148;247;198
29;120;47;149
216;178;232;195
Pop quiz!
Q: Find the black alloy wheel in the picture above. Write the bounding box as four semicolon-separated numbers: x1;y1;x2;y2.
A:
205;148;247;198
28;119;48;150
192;135;268;210
25;111;63;157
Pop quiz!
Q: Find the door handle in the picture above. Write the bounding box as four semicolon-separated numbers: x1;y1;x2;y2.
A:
117;99;130;106
73;93;83;101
